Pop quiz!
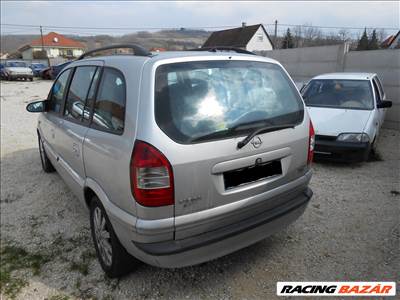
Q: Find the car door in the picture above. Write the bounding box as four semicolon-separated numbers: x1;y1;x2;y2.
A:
55;64;101;198
40;68;72;163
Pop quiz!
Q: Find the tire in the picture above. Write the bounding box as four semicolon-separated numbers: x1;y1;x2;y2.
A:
90;196;138;278
38;134;55;173
29;77;33;81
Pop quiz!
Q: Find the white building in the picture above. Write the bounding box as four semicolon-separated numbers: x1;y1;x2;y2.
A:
18;32;85;60
203;24;274;52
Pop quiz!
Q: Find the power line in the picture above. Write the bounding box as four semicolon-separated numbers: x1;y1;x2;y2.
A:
1;22;398;31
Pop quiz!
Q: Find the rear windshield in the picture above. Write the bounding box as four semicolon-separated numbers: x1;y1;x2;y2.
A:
303;79;374;110
155;60;304;144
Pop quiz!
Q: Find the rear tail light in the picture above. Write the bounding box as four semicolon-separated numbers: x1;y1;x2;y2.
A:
130;141;174;207
308;120;315;164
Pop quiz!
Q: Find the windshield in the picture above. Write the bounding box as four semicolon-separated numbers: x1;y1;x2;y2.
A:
155;60;304;144
303;79;374;110
6;62;27;68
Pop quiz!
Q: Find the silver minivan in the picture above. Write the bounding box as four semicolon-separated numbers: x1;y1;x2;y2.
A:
26;45;314;277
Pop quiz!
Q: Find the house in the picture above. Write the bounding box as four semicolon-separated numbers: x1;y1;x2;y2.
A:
203;23;274;52
18;32;85;59
381;31;400;49
150;47;167;52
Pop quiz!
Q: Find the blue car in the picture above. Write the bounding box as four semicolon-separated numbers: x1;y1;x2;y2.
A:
30;63;47;77
40;61;72;80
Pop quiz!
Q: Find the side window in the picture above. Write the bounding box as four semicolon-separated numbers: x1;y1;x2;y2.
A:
48;69;71;113
83;68;101;121
92;68;126;134
64;66;97;122
372;80;382;103
374;77;384;98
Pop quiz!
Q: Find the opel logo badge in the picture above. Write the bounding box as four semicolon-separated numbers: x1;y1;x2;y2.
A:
251;137;262;148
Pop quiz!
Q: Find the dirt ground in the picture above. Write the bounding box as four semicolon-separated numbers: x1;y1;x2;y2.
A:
1;80;399;300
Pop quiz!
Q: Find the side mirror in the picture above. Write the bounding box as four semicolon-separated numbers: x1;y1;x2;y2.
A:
377;100;392;109
26;100;46;113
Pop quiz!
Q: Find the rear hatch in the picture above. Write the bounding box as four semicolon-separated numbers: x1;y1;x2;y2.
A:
151;58;309;239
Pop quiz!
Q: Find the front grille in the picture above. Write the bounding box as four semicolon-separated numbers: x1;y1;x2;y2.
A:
315;135;337;141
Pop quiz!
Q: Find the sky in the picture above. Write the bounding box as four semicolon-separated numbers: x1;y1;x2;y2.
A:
1;1;399;36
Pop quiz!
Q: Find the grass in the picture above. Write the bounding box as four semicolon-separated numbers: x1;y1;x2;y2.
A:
0;241;50;298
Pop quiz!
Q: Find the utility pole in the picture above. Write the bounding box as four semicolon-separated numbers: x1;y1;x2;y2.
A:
274;20;278;48
40;26;51;67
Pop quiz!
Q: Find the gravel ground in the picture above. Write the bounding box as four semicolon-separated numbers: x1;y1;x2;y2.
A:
1;80;399;300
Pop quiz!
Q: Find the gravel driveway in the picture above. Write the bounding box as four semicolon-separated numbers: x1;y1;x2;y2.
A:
1;80;399;300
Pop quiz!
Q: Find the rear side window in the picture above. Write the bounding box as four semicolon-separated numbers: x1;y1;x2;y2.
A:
155;60;304;144
92;68;126;134
49;69;71;113
64;66;97;122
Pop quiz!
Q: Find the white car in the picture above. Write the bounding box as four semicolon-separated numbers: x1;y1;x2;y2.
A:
2;61;33;81
301;73;392;162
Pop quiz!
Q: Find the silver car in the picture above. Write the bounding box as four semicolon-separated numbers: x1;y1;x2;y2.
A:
26;45;314;278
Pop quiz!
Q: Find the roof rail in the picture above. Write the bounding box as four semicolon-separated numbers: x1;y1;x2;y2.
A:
77;44;151;60
187;46;256;55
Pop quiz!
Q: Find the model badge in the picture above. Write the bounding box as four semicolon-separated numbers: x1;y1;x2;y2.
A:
251;137;262;148
179;196;201;207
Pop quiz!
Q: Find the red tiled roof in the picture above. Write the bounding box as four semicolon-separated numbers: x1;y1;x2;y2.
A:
28;32;85;48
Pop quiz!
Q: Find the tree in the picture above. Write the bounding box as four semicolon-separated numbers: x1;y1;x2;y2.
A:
281;28;294;49
357;28;369;50
368;29;379;50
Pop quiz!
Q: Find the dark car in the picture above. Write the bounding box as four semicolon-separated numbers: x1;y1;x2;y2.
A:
30;63;47;76
0;64;6;79
40;61;73;80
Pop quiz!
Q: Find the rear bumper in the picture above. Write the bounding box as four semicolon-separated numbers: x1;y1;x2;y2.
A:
314;140;370;162
134;187;312;257
115;172;313;267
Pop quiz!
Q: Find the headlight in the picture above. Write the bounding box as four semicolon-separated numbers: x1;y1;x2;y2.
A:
337;133;370;143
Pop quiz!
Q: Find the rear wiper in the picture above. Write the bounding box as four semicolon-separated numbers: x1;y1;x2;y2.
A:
188;120;271;143
237;124;296;149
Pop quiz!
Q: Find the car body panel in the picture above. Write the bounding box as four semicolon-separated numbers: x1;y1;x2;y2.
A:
307;107;372;136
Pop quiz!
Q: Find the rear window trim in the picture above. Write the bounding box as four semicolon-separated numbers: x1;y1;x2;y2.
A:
153;59;305;145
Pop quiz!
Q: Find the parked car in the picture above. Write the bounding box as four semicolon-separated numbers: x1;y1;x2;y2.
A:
301;73;392;162
0;63;6;79
2;61;33;81
26;44;314;278
30;63;47;76
40;61;72;80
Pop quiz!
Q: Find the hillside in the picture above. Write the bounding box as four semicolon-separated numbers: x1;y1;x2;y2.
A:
0;29;211;54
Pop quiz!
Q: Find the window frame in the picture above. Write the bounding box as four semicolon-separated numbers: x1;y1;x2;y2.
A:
373;76;385;100
89;66;126;136
62;65;100;126
371;79;382;105
46;68;73;116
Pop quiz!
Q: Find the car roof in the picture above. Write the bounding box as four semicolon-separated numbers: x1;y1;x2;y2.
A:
76;51;281;66
312;72;376;80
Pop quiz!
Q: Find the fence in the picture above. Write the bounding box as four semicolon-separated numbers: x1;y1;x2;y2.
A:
260;44;400;130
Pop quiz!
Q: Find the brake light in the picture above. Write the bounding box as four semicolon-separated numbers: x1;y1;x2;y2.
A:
130;141;174;207
308;120;315;164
